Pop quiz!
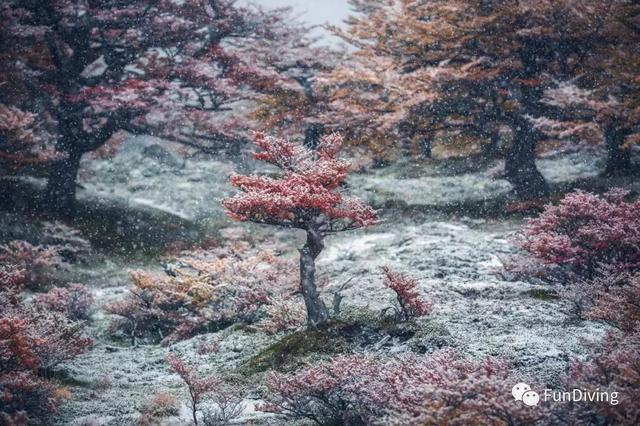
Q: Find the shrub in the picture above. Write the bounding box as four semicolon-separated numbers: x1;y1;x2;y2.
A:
201;386;245;426
583;271;640;331
505;190;640;318
40;222;93;263
381;266;432;321
511;189;640;280
165;353;218;426
508;192;640;425
261;354;389;425
106;247;298;345
261;351;544;426
564;328;640;425
0;264;26;291
35;283;94;321
0;289;92;421
0;290;92;370
0;240;68;289
382;352;547;426
0;370;58;422
196;338;221;356
141;391;180;419
257;299;306;334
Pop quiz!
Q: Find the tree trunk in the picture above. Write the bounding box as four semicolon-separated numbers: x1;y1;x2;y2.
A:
299;229;329;327
43;148;83;217
604;125;632;175
418;136;432;159
505;122;549;199
304;123;325;151
481;129;501;159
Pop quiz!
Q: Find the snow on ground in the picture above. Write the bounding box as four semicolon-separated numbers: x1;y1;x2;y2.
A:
52;216;606;425
80;136;235;224
349;150;606;208
81;137;608;221
319;219;606;379
46;145;614;424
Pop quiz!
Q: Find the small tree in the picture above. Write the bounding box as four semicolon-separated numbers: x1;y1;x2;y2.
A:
381;266;432;322
223;133;377;327
165;353;218;426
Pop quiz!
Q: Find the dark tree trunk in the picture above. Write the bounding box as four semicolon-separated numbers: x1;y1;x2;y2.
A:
304;123;325;151
42;100;122;217
505;122;549;199
43;148;83;217
299;228;329;327
604;125;632;175
481;129;501;159
418;136;432;159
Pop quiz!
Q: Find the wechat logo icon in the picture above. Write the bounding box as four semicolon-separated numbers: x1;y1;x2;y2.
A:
512;383;540;406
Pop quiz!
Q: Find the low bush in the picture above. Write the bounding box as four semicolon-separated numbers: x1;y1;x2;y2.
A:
261;350;544;425
0;288;92;422
201;386;245;426
564;328;640;425
0;240;68;289
505;189;640;317
106;247;298;345
141;391;180;419
40;222;93;264
508;189;640;281
257;299;306;334
35;283;94;321
506;189;640;425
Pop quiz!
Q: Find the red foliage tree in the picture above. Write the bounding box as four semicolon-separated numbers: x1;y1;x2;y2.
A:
165;352;218;426
223;132;378;326
381;266;432;321
538;1;640;174
328;0;631;197
0;104;58;169
245;9;340;148
0;0;292;216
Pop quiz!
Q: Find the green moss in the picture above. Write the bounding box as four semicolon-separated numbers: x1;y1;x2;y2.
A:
411;320;455;352
240;321;384;376
522;288;560;301
334;306;386;327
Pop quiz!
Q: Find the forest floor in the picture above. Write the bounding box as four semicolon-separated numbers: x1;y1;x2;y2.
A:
2;140;638;425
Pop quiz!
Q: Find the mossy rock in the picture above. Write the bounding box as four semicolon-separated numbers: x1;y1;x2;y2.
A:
411;320;455;353
521;288;560;301
240;321;384;376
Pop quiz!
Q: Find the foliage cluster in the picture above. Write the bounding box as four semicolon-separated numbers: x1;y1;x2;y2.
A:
106;246;302;345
